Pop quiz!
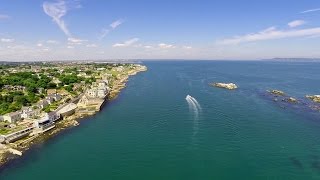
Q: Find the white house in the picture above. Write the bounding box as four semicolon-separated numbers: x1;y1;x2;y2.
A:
37;100;49;109
3;111;22;123
46;112;61;122
21;107;40;119
86;88;98;98
97;89;107;98
45;96;55;104
98;81;107;89
33;117;55;134
47;93;62;101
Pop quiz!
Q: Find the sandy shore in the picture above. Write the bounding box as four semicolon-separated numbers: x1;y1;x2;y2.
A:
0;66;147;167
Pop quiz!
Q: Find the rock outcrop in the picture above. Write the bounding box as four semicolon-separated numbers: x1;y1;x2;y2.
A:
287;97;298;103
306;95;320;103
212;83;238;90
268;90;285;96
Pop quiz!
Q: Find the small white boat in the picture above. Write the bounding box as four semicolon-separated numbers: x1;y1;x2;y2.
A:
186;95;192;100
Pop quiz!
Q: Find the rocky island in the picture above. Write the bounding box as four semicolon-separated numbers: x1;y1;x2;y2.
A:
212;83;238;90
267;90;297;103
0;61;147;166
268;89;286;96
263;89;320;115
306;95;320;103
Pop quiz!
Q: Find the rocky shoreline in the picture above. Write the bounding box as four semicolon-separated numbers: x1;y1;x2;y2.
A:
0;65;147;167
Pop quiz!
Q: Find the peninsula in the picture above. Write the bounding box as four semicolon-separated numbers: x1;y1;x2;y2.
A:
0;61;147;166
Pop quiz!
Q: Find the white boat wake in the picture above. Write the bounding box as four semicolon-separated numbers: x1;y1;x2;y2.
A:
186;95;202;139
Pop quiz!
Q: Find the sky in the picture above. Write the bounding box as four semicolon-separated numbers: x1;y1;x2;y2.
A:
1;0;320;61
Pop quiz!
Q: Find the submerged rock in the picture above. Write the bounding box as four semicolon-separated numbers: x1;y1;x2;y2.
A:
287;97;298;103
212;83;238;90
268;89;286;96
306;95;320;103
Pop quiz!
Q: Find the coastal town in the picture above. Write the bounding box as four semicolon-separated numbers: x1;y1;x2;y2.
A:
0;61;147;164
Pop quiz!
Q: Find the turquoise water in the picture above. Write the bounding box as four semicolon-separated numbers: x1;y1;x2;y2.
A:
1;61;320;179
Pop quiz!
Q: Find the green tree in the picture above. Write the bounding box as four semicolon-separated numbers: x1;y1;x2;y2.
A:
47;82;57;88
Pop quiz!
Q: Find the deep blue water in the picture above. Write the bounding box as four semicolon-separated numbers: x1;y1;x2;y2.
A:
1;61;320;179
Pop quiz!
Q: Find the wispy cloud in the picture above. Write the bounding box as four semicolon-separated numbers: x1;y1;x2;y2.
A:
37;43;43;47
43;1;70;36
0;14;10;20
6;45;26;50
144;45;153;49
183;46;192;49
217;26;320;45
100;19;124;39
86;44;97;48
46;40;59;44
113;38;139;47
288;20;306;28
68;37;87;45
1;38;14;43
100;29;110;39
110;19;124;29
158;43;175;49
300;8;320;14
43;0;80;37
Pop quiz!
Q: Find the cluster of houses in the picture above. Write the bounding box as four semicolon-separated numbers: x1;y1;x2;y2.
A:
77;80;109;112
86;80;109;99
36;93;62;110
0;111;61;144
1;93;62;124
0;92;64;144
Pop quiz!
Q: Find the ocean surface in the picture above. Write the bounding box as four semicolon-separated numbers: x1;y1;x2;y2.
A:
1;61;320;179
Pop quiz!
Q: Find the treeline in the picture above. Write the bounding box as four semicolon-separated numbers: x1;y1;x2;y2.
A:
0;72;54;93
0;70;97;114
0;91;40;115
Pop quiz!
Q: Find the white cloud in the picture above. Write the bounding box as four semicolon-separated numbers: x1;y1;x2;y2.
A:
158;43;175;49
100;19;124;39
1;38;14;43
183;46;192;49
67;45;74;49
300;8;320;14
288;20;306;28
43;0;80;37
43;1;70;36
217;26;320;45
7;45;26;49
37;43;43;47
68;37;87;45
46;40;59;44
144;45;153;49
86;44;97;48
113;38;139;47
0;14;10;20
110;19;124;29
100;29;110;39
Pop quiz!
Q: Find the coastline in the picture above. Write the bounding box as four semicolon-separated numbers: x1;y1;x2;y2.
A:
0;65;147;167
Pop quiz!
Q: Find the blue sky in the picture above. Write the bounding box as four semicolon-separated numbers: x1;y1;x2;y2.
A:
0;0;320;60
